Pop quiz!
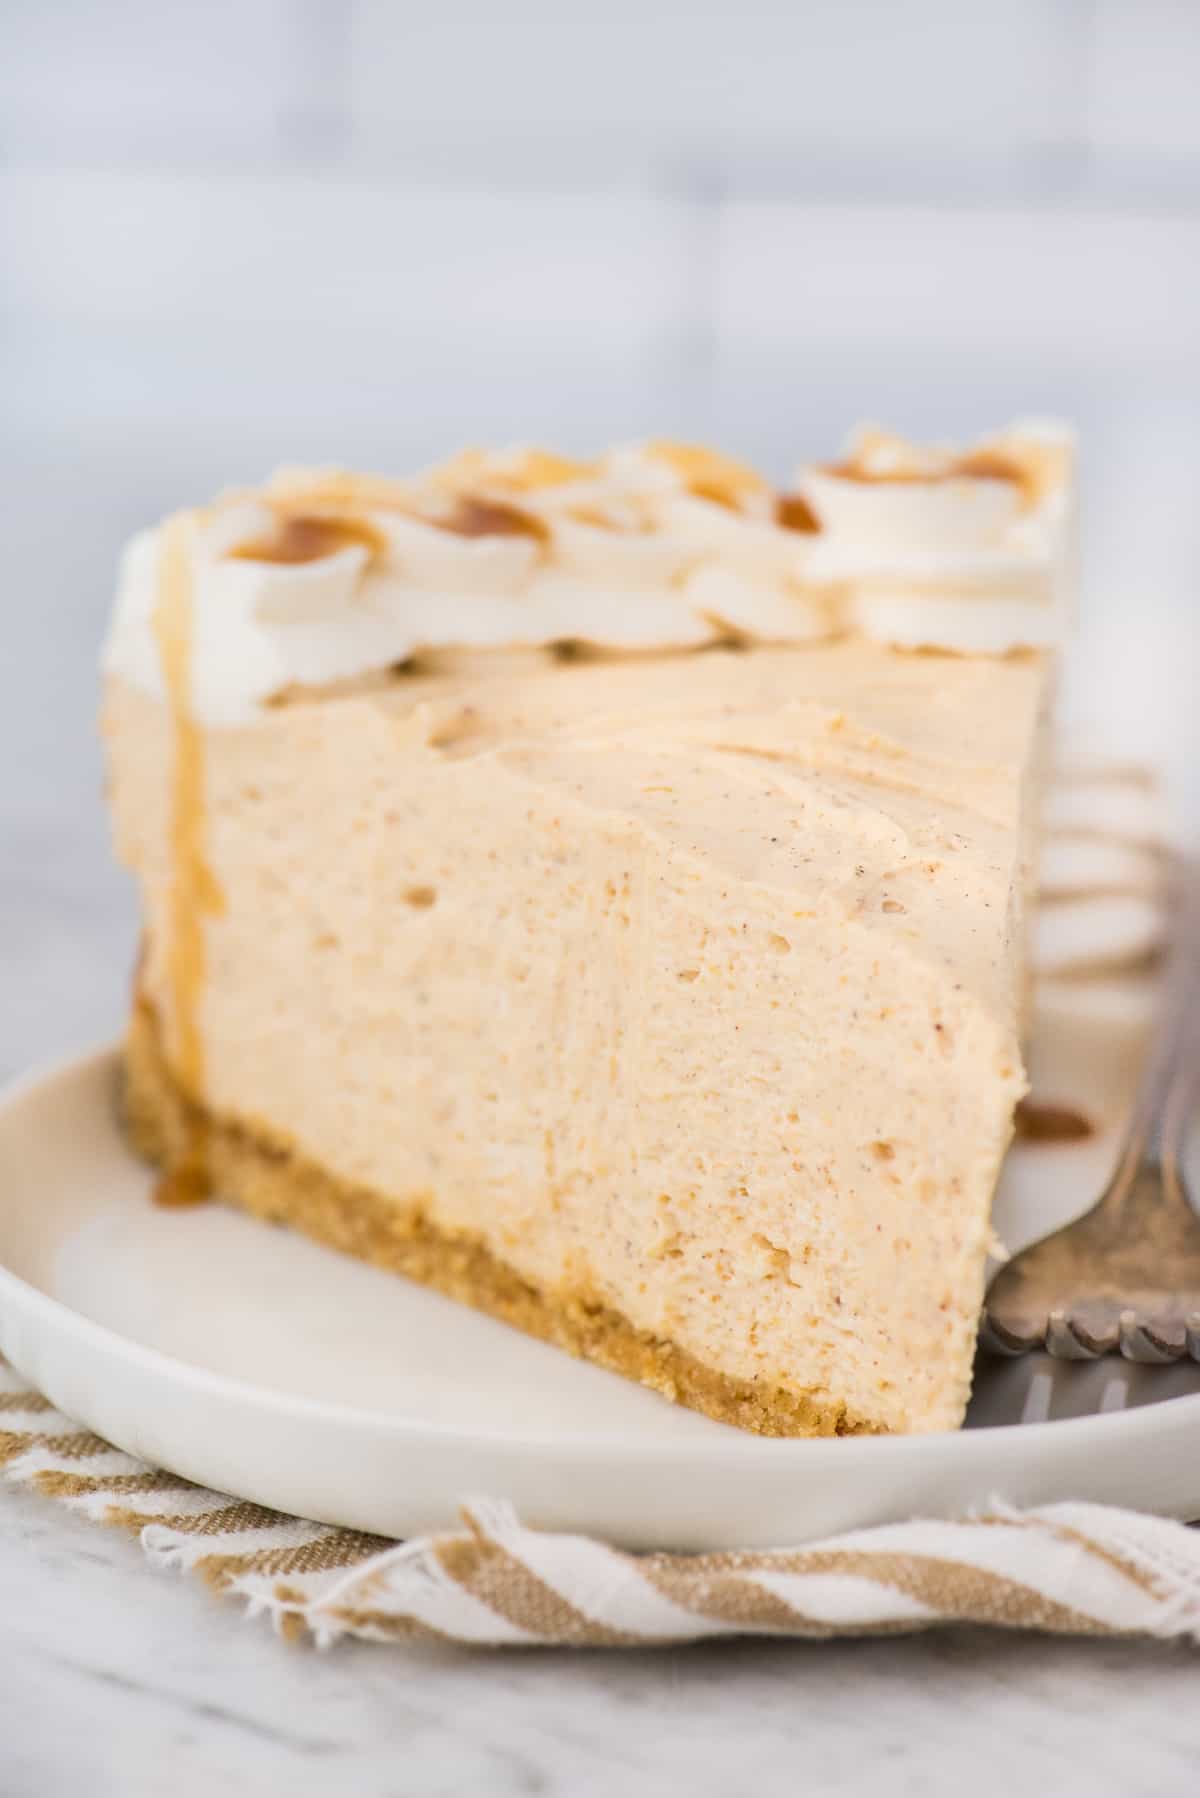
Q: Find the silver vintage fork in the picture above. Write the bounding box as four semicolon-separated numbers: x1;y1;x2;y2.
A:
982;857;1200;1363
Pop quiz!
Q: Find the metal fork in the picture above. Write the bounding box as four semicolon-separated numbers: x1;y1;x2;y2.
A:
982;857;1200;1363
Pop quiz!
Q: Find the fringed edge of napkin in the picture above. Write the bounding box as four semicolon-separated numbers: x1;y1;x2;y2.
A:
4;1364;1200;1648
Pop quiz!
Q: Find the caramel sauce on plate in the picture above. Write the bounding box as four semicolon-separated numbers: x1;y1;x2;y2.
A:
153;1162;214;1209
1014;1098;1094;1143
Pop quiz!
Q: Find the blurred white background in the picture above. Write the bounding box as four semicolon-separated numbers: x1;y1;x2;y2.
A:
2;0;1198;1075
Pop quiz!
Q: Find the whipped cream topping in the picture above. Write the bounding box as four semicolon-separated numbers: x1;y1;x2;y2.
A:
103;422;1075;725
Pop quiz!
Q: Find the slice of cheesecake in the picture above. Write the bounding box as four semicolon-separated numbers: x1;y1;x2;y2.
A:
103;425;1070;1435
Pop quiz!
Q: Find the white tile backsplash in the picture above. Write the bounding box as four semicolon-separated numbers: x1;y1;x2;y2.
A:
4;1;1200;201
0;166;689;342
1;0;1197;838
711;200;1200;365
1;0;311;157
1087;0;1200;159
349;0;1076;159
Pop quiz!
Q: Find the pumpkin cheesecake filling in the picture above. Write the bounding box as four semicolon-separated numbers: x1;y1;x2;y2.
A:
102;424;1069;1436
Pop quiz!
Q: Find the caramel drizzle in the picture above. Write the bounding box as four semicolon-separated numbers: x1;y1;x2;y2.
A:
824;452;1023;486
221;432;1066;584
774;492;821;533
151;515;226;1206
230;496;547;568
821;443;1062;509
230;512;387;566
647;440;768;511
439;495;548;541
428;446;597;494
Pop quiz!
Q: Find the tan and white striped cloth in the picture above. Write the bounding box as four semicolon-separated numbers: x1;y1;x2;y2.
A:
4;1360;1200;1648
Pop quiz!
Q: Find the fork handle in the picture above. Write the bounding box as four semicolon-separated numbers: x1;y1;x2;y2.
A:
1109;855;1200;1196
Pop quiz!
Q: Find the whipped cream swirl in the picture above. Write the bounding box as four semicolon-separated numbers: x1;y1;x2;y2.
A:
104;422;1075;725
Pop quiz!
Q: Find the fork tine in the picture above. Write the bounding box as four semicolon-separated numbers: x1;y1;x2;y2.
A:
1118;1310;1186;1363
1143;1318;1188;1360
980;854;1200;1383
979;1312;1045;1356
1046;1308;1114;1359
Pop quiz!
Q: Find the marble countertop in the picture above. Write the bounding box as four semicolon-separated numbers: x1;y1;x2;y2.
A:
4;1484;1200;1798
3;437;1199;1795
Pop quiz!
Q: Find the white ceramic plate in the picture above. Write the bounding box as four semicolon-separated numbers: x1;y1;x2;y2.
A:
1;980;1198;1550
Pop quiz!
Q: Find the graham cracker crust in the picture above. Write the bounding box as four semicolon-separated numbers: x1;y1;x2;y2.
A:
123;999;872;1439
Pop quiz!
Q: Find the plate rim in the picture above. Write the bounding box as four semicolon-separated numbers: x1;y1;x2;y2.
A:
4;1041;1200;1474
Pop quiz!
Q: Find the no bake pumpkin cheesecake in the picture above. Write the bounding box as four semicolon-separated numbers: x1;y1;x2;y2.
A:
103;424;1072;1435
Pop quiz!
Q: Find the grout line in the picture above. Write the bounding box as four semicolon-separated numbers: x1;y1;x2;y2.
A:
277;0;354;161
7;137;1200;222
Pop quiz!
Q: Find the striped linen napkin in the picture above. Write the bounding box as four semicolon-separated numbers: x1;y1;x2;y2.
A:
4;1360;1200;1647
